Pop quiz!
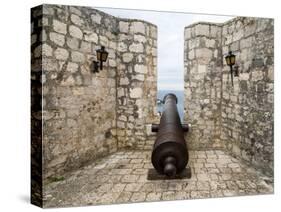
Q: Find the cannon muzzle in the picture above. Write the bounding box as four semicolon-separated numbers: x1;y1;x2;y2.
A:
151;93;189;177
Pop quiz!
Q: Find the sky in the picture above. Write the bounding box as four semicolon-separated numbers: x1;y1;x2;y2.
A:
98;7;234;91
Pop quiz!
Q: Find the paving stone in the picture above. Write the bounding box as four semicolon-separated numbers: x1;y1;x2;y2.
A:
116;191;132;203
167;182;183;191
121;175;139;183
162;191;176;201
145;192;162;201
124;183;142;192
112;183;126;193
190;190;211;198
130;192;146;202
205;163;216;168
97;183;113;193
44;150;273;207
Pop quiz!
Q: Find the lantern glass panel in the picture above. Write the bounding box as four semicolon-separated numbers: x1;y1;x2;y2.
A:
230;55;236;65
101;52;108;62
225;56;230;65
96;51;101;60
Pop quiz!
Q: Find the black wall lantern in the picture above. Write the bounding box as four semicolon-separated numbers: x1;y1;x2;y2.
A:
93;46;108;73
225;51;236;86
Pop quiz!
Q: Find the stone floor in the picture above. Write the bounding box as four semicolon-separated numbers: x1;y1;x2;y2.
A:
43;150;273;208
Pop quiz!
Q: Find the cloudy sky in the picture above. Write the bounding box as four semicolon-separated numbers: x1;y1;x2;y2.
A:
98;7;234;91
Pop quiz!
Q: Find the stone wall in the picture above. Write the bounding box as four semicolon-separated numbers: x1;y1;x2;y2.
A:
184;22;223;150
31;4;157;184
184;17;274;176
116;19;158;150
31;6;44;206
221;18;274;176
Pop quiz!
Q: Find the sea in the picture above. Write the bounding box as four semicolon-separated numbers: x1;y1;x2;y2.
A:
157;90;184;122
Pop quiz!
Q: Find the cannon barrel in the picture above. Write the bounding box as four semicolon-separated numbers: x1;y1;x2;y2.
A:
151;93;189;177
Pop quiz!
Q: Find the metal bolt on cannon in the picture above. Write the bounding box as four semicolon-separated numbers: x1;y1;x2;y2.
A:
151;93;189;177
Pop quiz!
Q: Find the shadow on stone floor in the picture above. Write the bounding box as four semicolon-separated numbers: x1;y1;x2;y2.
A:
43;149;273;208
147;167;192;180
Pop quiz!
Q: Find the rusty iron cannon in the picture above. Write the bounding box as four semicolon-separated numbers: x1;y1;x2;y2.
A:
151;93;189;177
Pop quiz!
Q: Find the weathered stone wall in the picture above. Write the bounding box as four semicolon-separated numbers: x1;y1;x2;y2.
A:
184;17;274;176
184;22;223;149
31;4;157;182
116;19;158;150
34;5;119;180
31;5;44;206
221;18;274;176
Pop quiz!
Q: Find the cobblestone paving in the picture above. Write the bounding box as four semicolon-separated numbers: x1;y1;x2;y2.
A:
43;150;273;207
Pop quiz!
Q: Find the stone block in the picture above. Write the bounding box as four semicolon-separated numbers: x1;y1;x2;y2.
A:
119;21;129;33
205;39;216;48
129;43;144;53
130;22;145;34
130;88;143;98
70;14;84;26
50;32;65;46
66;62;79;73
61;75;75;86
53;19;67;34
134;34;146;43
268;66;274;81
240;73;249;81
188;49;195;60
41;30;47;42
150;26;157;39
189;38;200;49
71;51;85;63
118;42;127;52
119;115;127;122
196;48;213;59
230;41;239;51
122;53;134;63
198;64;207;74
210;25;221;37
42;44;53;57
66;37;79;50
109;41;116;49
109;59;117;67
251;70;263;81
100;36;109;46
134;64;148;74
240;36;253;49
134;74;145;81
69;6;82;16
185;27;192;39
120;77;129;85
233;30;244;42
195;24;209;36
54;48;69;60
84;32;98;43
80;41;92;53
91;13;102;24
69;25;83;39
42;58;57;71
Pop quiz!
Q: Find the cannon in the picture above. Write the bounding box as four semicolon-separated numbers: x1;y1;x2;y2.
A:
151;93;189;177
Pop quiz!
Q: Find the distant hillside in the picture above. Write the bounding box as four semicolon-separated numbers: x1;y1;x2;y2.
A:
157;90;184;122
